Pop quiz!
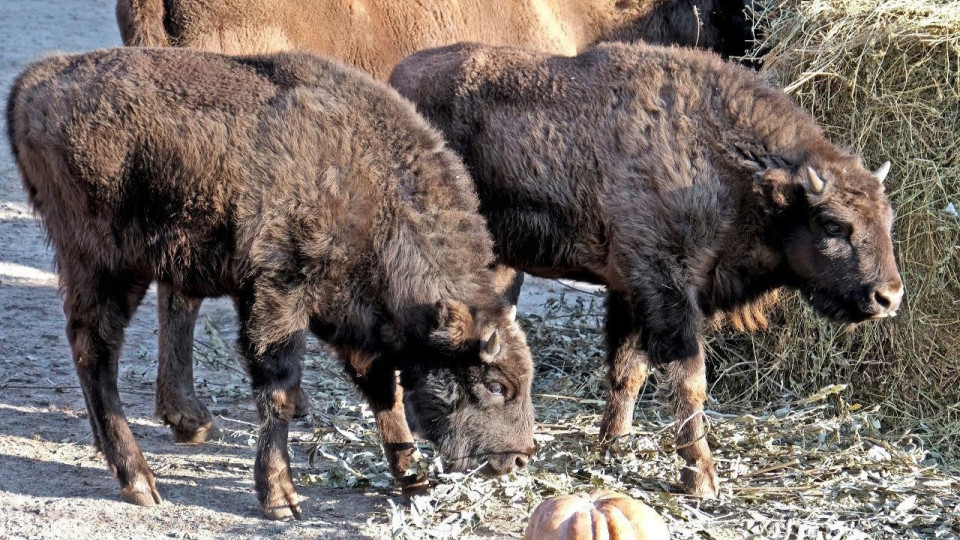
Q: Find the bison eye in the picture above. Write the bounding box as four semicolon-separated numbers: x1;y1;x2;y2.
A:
823;221;843;237
486;382;504;396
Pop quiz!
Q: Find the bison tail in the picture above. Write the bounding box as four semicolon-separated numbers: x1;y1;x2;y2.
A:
116;0;171;47
5;62;33;166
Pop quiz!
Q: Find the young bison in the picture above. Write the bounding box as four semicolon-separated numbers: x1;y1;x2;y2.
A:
391;42;904;497
116;0;757;444
7;47;535;520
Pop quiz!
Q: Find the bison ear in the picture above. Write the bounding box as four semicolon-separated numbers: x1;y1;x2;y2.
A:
753;168;797;209
431;299;475;348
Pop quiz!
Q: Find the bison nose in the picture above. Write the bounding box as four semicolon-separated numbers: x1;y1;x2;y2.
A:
515;444;536;469
872;280;904;315
489;450;534;475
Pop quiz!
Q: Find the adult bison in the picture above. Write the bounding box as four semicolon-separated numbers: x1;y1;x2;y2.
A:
390;42;903;497
7;47;534;519
115;0;757;445
117;0;755;79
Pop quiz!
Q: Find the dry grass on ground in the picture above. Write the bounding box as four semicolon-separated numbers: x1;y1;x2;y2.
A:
297;297;960;539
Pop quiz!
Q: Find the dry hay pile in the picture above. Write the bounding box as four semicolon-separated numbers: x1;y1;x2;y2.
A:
301;297;960;539
703;0;960;460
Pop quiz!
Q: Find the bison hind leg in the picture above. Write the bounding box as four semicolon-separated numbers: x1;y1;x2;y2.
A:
63;267;160;505
154;283;309;443
599;292;650;445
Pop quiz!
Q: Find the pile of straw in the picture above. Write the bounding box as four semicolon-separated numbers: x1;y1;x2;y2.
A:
710;0;960;459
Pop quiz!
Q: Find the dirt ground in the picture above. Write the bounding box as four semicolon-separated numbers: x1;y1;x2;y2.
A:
0;2;596;538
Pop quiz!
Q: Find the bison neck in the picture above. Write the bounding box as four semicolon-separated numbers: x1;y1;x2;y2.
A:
593;0;753;58
686;175;798;323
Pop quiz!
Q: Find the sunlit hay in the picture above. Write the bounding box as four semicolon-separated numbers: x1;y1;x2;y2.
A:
708;0;960;460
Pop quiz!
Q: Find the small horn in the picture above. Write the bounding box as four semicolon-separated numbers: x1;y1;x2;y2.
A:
484;330;501;356
873;161;891;183
806;166;825;195
507;305;517;322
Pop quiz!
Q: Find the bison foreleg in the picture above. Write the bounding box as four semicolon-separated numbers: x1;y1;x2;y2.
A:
241;328;305;521
341;349;425;488
599;291;650;444
666;348;718;498
64;271;160;506
630;270;719;498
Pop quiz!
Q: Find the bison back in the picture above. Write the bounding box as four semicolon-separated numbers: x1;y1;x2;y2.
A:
8;47;489;302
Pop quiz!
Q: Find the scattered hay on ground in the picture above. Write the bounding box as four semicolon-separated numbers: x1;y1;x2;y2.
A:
303;297;960;539
710;0;960;461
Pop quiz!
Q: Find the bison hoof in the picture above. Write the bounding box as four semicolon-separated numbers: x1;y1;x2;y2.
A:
680;463;719;499
163;411;219;444
400;475;432;496
597;428;631;456
598;415;631;441
293;387;311;419
121;479;162;507
262;490;302;521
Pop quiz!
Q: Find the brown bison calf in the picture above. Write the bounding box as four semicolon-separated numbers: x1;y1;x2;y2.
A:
116;0;757;444
391;42;904;497
7;47;534;519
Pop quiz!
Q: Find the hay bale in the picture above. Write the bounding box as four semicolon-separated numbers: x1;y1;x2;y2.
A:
709;0;960;459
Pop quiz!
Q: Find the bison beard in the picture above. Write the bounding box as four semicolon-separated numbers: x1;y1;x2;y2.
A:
7;47;535;519
402;368;460;463
391;41;903;498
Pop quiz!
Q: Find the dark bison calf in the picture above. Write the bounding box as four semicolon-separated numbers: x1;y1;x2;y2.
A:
391;42;903;497
7;47;535;519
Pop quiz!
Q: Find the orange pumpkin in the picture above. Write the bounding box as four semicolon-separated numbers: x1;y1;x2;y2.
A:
524;491;669;540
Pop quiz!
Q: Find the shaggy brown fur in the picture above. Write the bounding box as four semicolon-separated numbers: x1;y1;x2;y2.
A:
116;0;754;79
116;0;755;445
7;47;535;519
390;41;903;497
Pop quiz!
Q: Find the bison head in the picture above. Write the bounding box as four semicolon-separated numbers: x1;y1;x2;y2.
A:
399;299;535;476
762;157;903;322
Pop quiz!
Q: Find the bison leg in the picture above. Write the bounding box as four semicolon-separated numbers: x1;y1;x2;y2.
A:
628;267;718;498
341;349;424;488
293;386;311;418
666;347;717;498
491;263;524;305
155;284;309;443
238;325;305;521
64;271;160;506
155;283;218;443
599;292;650;444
